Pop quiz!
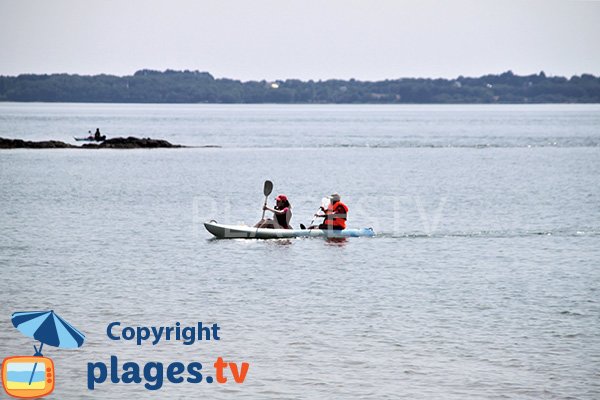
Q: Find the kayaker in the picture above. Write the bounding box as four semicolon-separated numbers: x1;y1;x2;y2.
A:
94;128;102;141
255;194;293;229
309;193;348;230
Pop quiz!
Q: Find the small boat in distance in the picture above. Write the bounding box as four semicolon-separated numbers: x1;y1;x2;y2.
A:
74;129;106;142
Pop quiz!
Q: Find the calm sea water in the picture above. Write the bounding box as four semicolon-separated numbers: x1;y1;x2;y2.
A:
0;103;599;399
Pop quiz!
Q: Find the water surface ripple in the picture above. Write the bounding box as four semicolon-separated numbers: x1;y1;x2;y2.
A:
0;104;599;399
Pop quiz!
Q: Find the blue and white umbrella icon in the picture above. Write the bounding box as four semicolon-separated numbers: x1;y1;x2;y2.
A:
11;310;85;385
12;310;85;353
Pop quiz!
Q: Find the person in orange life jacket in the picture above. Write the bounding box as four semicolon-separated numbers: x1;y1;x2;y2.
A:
309;193;348;230
254;194;293;229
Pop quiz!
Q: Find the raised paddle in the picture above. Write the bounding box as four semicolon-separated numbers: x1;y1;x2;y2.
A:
260;180;274;221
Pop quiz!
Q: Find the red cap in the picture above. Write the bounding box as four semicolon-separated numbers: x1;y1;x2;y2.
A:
276;194;288;202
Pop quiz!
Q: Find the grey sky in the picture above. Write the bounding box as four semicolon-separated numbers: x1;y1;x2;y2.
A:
0;0;598;80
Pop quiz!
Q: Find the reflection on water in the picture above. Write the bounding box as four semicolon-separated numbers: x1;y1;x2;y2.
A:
324;238;348;247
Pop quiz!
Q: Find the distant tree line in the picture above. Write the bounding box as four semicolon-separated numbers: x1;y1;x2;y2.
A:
0;69;598;103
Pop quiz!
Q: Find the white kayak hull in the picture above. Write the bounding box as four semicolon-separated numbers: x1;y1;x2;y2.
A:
204;221;375;239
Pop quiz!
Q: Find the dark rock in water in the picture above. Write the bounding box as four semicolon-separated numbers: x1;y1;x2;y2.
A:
0;136;184;149
82;136;182;149
0;137;75;149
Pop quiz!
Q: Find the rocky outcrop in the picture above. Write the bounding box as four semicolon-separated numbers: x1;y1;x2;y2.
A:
81;136;182;149
0;136;184;149
0;138;76;149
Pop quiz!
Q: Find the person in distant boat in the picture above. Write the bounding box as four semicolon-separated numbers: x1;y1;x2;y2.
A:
93;128;106;141
255;194;293;229
87;130;94;140
309;193;348;230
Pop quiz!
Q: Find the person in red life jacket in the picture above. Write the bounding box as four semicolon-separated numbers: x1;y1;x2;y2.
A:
310;193;348;230
255;194;293;229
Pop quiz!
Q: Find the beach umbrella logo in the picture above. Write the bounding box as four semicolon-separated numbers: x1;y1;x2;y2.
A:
2;310;85;399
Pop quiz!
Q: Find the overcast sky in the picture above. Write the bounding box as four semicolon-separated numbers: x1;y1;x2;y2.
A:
0;0;598;81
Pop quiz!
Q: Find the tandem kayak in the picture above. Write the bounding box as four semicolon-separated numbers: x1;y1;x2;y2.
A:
204;221;375;239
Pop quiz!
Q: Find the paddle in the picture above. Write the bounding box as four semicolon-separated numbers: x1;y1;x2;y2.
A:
260;180;273;221
300;208;321;230
301;197;330;229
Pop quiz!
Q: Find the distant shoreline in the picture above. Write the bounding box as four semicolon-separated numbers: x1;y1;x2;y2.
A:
1;70;598;104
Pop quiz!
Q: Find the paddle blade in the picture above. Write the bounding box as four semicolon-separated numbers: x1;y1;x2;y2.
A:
263;180;273;196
